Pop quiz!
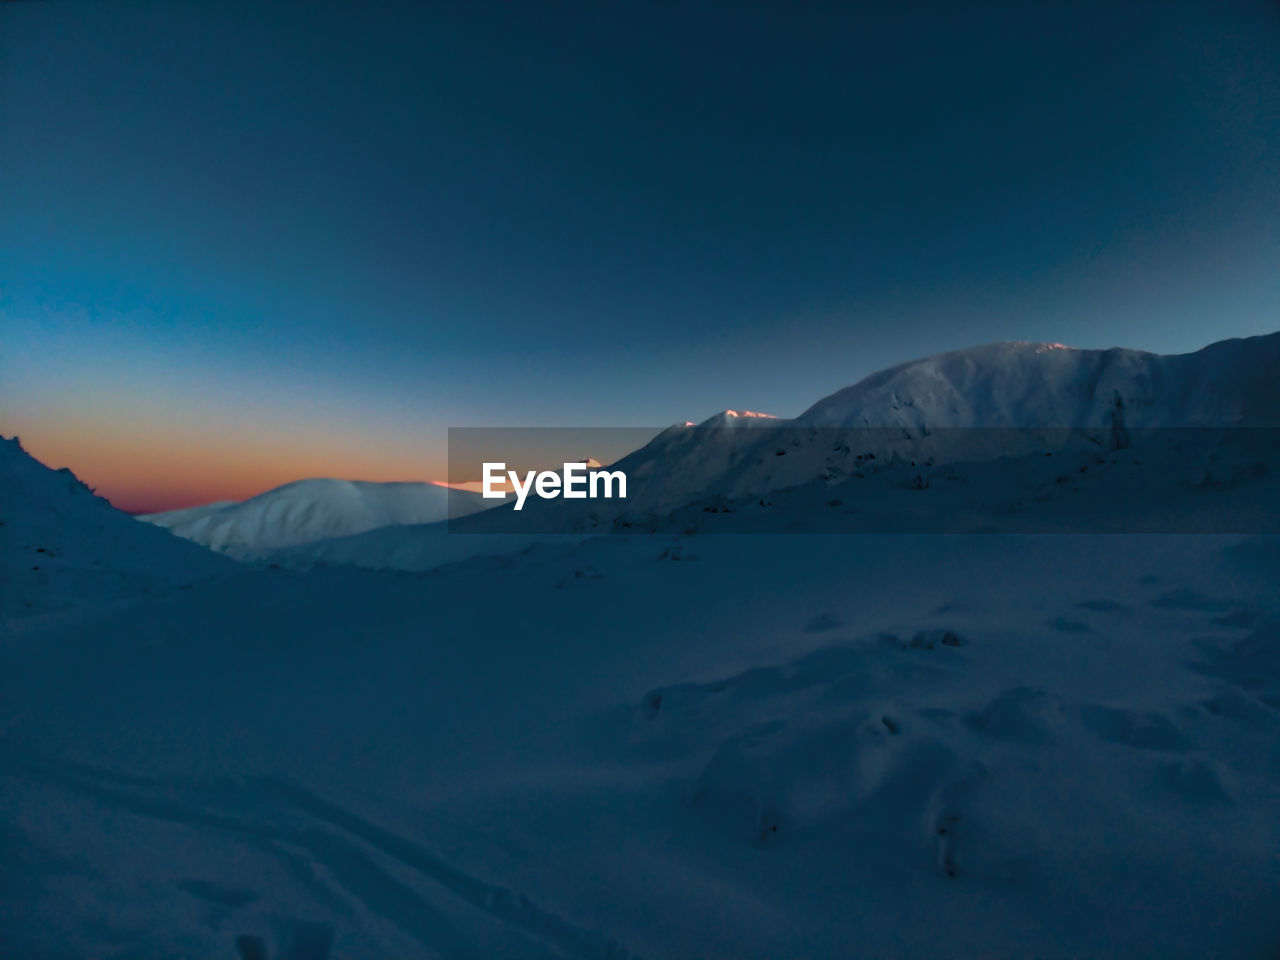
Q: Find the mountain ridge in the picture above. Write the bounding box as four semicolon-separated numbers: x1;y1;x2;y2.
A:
601;331;1280;513
141;477;490;558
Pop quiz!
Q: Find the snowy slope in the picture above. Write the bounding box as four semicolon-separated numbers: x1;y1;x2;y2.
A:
141;478;493;559
799;334;1280;428
0;436;235;624
4;520;1280;957
638;430;1280;535
598;332;1280;514
269;517;582;573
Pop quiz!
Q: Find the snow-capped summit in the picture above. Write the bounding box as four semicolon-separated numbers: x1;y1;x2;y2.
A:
667;410;779;430
142;477;492;559
608;332;1280;513
799;334;1280;429
705;409;779;424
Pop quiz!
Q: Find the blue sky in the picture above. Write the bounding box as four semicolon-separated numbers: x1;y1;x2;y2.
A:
2;0;1278;510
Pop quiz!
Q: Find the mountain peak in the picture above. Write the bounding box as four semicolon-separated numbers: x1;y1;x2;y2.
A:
799;332;1280;429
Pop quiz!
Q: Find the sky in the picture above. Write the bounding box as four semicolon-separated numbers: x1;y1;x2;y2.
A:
2;1;1278;513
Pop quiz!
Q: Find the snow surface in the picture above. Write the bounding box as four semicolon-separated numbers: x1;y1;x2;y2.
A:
4;333;1280;958
271;519;583;574
0;436;235;627
141;478;491;559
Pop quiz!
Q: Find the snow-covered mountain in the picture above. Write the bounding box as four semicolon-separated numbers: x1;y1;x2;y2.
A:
799;333;1280;428
264;332;1280;548
141;478;492;559
0;436;235;622
603;332;1280;515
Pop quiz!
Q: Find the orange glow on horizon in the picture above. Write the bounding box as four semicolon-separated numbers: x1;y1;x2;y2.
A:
9;417;449;515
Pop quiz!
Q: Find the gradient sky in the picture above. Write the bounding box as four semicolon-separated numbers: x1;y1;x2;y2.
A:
2;1;1278;512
